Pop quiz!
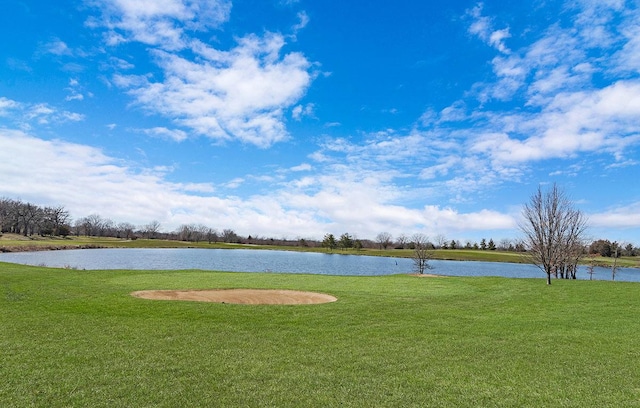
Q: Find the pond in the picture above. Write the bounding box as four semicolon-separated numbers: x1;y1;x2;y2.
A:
0;248;636;282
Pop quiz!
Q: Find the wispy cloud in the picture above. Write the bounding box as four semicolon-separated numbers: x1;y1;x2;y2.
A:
1;98;85;127
64;78;91;102
41;38;73;56
452;1;640;177
0;97;20;116
292;11;309;34
292;103;315;121
89;0;232;50
466;3;511;54
141;126;188;142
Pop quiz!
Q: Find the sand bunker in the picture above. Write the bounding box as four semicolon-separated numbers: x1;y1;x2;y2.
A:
410;273;445;278
131;289;337;305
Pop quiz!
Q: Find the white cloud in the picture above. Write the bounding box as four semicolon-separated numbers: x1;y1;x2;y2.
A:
43;39;73;56
92;0;232;50
88;0;315;148
609;6;640;72
590;202;640;229
224;178;245;189
466;3;511;54
64;78;90;102
0;97;20;116
22;103;85;125
459;1;640;176
489;28;511;54
292;103;315;121
0;129;519;239
0;98;85;127
419;156;460;180
142;126;188;142
474;80;640;163
116;33;313;147
292;11;309;33
290;163;312;172
65;94;84;102
438;101;467;122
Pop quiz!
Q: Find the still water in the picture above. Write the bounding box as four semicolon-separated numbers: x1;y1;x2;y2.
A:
0;248;636;281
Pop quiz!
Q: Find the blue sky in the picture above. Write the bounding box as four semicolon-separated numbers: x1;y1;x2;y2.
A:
1;0;639;245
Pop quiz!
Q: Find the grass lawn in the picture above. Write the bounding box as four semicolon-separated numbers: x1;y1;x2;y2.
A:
2;262;640;407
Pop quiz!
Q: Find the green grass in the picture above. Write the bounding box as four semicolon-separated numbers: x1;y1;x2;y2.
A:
2;262;640;407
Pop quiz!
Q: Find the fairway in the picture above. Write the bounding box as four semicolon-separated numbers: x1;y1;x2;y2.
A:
2;262;640;407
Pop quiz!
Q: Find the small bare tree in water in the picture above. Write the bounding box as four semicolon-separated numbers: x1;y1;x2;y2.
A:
412;233;434;274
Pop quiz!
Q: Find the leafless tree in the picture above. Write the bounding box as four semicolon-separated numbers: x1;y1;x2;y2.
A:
43;206;70;236
206;227;218;244
144;220;161;239
498;238;513;251
611;242;620;281
222;229;239;243
79;214;105;236
433;234;447;249
177;224;194;241
17;202;42;236
520;184;587;285
412;233;434;275
586;256;596;280
192;224;210;242
116;222;136;239
395;234;408;249
376;232;393;250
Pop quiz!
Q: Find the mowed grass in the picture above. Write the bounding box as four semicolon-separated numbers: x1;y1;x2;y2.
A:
2;262;640;407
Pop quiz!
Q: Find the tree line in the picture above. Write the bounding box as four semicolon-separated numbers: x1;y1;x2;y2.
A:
372;231;527;252
1;196;637;263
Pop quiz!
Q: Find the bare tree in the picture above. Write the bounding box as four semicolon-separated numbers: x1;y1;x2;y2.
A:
412;233;434;275
375;232;393;250
611;242;620;281
17;202;42;236
433;234;447;249
395;234;408;249
177;224;195;241
222;229;239;243
520;184;587;285
144;220;161;239
45;206;70;236
498;238;512;251
586;256;596;280
192;224;209;242
80;214;105;236
116;222;136;239
206;227;218;244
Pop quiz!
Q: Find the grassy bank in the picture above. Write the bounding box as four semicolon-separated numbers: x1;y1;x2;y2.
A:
2;262;640;407
2;234;637;268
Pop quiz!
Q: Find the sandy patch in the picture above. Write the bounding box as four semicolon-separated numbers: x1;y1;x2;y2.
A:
131;289;337;305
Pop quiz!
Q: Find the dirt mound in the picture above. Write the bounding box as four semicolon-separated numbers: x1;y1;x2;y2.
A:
131;289;337;305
